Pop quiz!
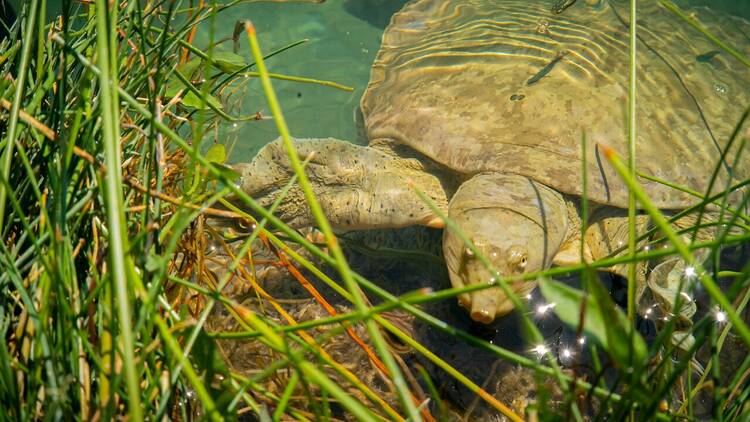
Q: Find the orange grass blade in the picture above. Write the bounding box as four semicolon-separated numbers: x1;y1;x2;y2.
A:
211;240;405;421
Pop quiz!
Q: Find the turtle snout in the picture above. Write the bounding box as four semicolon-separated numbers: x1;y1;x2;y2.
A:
469;290;498;324
470;306;495;324
468;289;518;323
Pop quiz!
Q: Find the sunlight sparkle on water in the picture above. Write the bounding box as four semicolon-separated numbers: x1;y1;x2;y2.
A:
716;310;727;323
532;344;548;357
536;302;556;316
644;306;654;319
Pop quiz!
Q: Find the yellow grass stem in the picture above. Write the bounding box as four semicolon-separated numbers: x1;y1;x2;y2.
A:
378;318;524;422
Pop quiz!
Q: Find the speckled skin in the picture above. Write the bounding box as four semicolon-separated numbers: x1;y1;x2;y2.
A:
237;0;749;323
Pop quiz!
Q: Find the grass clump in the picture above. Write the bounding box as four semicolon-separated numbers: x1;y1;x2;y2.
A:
0;0;749;421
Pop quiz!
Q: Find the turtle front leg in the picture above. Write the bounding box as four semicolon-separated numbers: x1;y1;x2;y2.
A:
583;211;719;351
236;137;451;229
575;211;652;301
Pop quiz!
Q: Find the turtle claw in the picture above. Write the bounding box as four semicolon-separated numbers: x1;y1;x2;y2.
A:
645;255;704;359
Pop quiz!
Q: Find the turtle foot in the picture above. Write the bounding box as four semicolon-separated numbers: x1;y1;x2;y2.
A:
235;137;450;230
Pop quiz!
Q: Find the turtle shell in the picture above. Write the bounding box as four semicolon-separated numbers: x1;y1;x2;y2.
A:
360;0;750;208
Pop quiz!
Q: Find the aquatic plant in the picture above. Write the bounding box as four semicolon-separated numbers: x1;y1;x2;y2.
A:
0;0;748;421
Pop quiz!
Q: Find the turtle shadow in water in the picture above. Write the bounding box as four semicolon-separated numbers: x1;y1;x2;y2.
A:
338;227;605;418
410;274;616;419
342;227;750;419
342;0;410;29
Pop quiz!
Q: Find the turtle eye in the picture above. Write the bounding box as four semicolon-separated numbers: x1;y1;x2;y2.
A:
508;245;528;272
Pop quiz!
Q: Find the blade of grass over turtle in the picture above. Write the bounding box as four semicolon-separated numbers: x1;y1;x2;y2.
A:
627;0;637;330
243;20;423;421
376;317;524;422
408;185;587;421
93;0;142;419
0;0;39;232
601;144;750;349
658;0;750;68
580;132;590;263
244;205;617;408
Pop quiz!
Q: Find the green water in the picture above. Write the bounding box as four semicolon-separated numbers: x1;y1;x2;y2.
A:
192;0;407;162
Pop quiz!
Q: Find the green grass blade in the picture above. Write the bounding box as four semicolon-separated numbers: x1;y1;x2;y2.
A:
0;0;39;231
602;145;750;349
93;0;142;419
627;0;637;328
243;20;422;421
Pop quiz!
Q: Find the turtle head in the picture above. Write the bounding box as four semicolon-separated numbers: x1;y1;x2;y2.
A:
442;173;568;324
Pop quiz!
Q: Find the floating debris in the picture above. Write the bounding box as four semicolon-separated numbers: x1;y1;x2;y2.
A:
696;50;720;62
713;81;728;95
510;94;526;101
527;51;568;85
536;19;550;35
551;0;578;14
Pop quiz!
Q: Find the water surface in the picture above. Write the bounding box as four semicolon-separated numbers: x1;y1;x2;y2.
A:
203;0;749;164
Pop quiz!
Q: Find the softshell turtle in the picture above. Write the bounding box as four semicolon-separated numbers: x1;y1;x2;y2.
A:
236;0;750;323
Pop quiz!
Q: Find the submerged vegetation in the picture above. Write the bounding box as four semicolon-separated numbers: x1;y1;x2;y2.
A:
0;0;748;421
